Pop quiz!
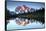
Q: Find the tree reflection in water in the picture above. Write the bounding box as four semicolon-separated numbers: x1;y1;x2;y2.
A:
7;17;44;26
7;17;45;30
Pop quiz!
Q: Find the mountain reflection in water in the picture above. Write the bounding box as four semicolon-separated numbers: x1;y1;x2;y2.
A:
7;17;45;30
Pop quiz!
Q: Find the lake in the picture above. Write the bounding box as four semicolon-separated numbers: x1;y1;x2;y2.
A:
7;17;45;30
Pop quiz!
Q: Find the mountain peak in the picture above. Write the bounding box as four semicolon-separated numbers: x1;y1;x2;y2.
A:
16;5;30;11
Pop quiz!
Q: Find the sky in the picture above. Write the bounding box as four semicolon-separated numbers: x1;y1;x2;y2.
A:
7;1;45;12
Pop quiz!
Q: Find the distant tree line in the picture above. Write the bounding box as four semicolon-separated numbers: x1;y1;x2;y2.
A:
5;7;45;24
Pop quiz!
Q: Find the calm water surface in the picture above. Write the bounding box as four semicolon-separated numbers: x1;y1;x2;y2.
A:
7;17;45;30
